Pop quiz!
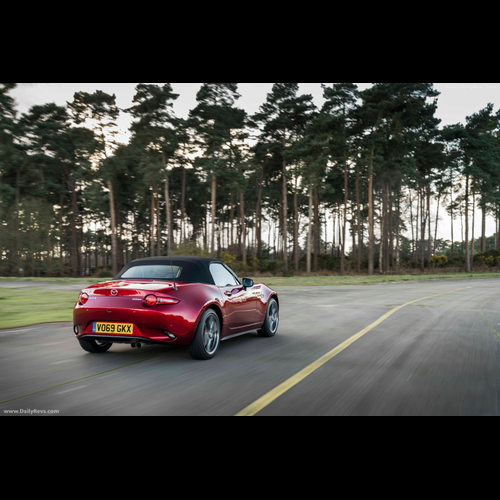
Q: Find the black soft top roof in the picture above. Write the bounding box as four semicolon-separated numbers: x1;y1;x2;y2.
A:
114;256;220;285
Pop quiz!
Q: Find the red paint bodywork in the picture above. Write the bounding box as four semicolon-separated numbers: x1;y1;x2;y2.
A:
73;279;278;346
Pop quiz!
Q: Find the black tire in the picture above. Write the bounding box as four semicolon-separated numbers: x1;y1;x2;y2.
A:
78;338;113;353
188;308;221;360
258;297;279;337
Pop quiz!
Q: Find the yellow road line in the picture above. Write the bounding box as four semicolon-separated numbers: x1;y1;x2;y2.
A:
480;293;500;343
235;284;487;416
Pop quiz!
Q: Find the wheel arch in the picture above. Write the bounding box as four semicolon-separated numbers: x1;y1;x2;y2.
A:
193;302;224;337
205;303;223;330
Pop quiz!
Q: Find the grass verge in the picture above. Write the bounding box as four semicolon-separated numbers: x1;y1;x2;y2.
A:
0;288;77;329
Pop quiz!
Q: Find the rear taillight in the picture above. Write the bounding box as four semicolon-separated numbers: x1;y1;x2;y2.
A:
79;292;89;305
144;294;157;307
157;298;179;304
143;294;179;307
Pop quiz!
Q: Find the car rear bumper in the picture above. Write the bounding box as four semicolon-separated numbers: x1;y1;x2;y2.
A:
79;334;163;345
73;304;200;346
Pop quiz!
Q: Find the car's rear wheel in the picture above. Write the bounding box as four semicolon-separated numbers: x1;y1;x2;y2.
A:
258;297;279;337
78;338;113;353
189;309;220;360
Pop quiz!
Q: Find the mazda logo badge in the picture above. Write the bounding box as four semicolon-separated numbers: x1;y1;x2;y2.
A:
111;289;118;296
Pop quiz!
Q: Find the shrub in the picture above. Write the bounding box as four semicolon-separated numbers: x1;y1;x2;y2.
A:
430;254;448;267
97;269;113;278
219;251;237;268
446;252;465;267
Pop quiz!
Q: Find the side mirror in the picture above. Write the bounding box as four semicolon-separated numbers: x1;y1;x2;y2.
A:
242;278;254;290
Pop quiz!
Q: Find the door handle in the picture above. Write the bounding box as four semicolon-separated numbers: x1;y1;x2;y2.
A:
224;291;232;296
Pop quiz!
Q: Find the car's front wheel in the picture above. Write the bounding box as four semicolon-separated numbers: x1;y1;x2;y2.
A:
78;338;113;353
189;308;221;360
258;297;279;337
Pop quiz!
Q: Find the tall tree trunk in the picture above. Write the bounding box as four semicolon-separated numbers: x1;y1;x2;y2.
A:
427;186;432;267
150;183;156;257
495;207;500;250
211;173;217;257
156;194;161;256
356;168;361;272
396;195;401;269
331;209;335;257
282;136;288;275
337;209;341;258
420;184;425;273
409;190;414;265
465;174;470;272
108;180;118;274
69;174;79;277
481;203;486;253
256;165;264;261
351;198;356;270
314;186;319;272
450;177;454;253
341;159;347;276
379;215;384;274
461;208;464;254
434;191;441;255
230;189;234;253
471;189;475;270
368;149;374;275
164;171;172;256
293;175;299;274
204;204;208;251
180;165;186;244
239;189;246;265
383;181;389;272
117;210;123;270
307;185;313;275
15;169;20;274
389;188;393;269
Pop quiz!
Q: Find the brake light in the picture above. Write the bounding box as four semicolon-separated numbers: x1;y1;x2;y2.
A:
79;292;89;305
144;294;157;307
143;294;179;307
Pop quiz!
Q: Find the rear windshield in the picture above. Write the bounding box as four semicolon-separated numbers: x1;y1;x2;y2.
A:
115;260;213;284
121;265;181;280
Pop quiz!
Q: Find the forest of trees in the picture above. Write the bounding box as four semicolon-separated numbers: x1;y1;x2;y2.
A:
1;82;500;278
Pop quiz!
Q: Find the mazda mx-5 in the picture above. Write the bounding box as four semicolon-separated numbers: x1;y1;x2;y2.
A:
73;256;279;359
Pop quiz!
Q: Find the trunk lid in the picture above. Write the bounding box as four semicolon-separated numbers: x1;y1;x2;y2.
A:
82;280;180;308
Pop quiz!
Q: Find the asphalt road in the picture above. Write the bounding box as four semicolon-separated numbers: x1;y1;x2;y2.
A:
1;277;500;416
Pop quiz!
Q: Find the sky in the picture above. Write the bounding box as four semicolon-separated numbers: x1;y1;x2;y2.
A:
9;83;500;247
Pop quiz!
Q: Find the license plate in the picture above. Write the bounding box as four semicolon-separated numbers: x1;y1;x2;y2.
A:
92;322;134;334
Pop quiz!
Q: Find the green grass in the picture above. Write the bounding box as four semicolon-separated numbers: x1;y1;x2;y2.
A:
251;272;500;287
0;288;78;329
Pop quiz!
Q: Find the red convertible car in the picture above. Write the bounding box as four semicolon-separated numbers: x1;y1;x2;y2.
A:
73;256;279;359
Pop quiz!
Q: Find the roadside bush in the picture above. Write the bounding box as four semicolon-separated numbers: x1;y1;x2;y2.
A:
430;254;448;267
97;269;113;278
446;252;465;267
219;251;237;268
298;253;340;272
474;250;499;267
255;259;282;275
